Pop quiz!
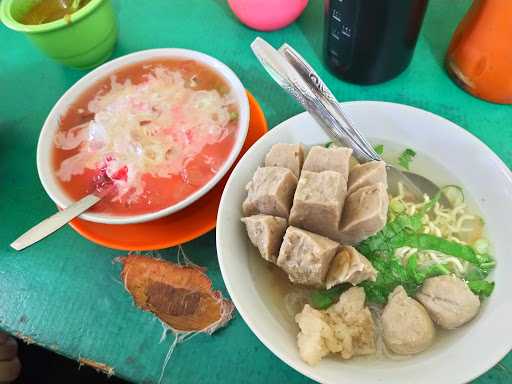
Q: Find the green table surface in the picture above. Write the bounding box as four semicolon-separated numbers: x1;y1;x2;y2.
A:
1;0;511;383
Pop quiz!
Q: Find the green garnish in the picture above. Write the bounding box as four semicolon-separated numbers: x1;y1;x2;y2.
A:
324;141;339;148
389;199;405;214
373;144;384;155
357;190;495;303
473;238;490;255
467;280;495;297
390;234;482;266
217;84;229;95
309;185;495;308
229;111;239;121
310;285;349;310
398;148;416;170
442;185;464;206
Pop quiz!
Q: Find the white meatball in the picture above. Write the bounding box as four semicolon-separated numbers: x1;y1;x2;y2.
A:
416;275;480;329
382;286;435;355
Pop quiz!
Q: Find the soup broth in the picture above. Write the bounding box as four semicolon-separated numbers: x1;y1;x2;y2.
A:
52;58;239;216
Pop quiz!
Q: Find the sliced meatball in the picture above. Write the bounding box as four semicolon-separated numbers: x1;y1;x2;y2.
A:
325;246;377;289
242;166;298;218
416;275;480;329
264;143;305;177
382;286;435;355
302;145;353;181
347;160;387;194
277;226;339;287
241;215;287;263
338;182;389;244
289;170;347;240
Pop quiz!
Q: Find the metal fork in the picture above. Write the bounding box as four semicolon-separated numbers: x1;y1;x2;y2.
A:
251;37;446;203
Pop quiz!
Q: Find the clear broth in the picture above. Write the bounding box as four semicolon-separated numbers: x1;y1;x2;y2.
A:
248;141;488;362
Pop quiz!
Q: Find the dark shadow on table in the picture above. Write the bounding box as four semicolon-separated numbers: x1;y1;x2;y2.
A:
14;339;130;384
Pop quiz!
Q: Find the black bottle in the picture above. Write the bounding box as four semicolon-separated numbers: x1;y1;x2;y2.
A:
324;0;429;85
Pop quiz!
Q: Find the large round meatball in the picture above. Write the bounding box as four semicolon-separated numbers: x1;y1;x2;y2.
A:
382;286;435;355
416;275;480;329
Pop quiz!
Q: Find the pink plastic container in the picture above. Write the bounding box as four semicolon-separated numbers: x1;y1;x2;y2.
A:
228;0;308;31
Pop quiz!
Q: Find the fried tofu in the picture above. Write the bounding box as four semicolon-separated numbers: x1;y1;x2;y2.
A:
295;287;376;365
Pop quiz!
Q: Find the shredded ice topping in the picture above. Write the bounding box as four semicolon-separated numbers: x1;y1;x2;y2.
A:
55;66;236;203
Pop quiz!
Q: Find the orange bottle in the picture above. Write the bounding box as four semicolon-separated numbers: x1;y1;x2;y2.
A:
446;0;512;104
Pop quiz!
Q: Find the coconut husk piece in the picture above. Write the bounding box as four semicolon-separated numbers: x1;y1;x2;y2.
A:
119;255;234;333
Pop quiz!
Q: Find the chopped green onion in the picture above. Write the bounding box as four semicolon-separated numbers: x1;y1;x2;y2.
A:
406;254;424;284
423;262;451;277
310;285;348;310
417;189;442;217
442;185;464;206
398;148;416;170
467;280;495;297
324;141;338;148
465;265;488;281
373;144;384;155
229;111;238;121
473;238;489;255
390;199;405;214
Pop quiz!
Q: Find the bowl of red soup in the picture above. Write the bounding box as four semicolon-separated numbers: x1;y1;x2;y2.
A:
37;49;250;224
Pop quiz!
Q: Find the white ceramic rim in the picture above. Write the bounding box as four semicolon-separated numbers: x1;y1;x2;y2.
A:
216;101;512;384
37;48;249;224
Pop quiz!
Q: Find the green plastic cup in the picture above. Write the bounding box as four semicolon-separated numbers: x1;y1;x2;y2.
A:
0;0;117;70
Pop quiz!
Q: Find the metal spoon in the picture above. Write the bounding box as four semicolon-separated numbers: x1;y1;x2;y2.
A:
251;37;448;204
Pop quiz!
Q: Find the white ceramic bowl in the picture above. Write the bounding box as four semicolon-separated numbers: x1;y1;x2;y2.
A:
217;101;512;384
37;48;249;224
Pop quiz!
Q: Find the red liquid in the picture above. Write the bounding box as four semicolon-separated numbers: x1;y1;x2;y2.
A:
52;59;238;216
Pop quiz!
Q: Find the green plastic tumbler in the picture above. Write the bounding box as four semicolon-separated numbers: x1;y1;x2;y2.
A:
0;0;117;69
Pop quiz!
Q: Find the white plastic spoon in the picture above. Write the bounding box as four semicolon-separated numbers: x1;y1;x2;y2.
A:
10;193;102;251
